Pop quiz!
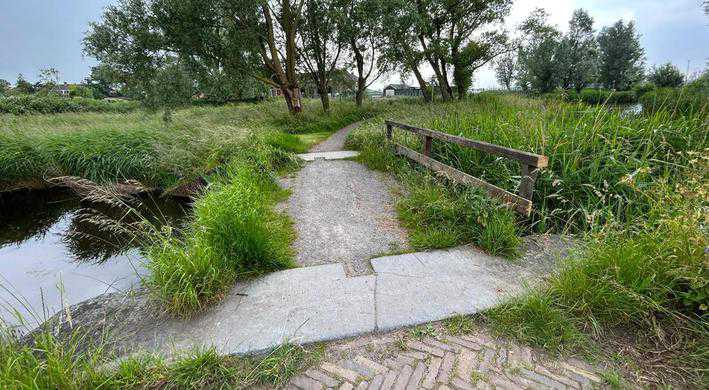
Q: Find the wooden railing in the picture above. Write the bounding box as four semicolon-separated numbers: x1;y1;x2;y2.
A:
385;120;548;216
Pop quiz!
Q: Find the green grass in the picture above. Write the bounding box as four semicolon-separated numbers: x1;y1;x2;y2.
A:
147;160;296;315
0;99;375;190
0;328;321;389
348;93;707;234
484;174;708;385
395;173;521;257
346;94;707;385
0;95;139;115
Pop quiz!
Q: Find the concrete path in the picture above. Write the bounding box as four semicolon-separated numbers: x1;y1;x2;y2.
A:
47;124;573;362
56;236;571;359
284;123;408;276
310;122;360;152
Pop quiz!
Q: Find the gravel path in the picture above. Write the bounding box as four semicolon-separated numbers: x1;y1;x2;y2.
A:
282;123;409;276
309;122;361;152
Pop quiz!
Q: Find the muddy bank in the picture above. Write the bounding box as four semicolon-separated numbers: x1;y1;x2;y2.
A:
0;175;208;200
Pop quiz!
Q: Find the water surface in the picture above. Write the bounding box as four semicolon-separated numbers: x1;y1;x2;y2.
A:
0;189;188;330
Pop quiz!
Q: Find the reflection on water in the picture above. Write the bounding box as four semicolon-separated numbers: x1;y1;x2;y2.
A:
0;189;189;329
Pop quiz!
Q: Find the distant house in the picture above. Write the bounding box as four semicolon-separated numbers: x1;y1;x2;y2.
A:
52;83;71;97
382;83;421;97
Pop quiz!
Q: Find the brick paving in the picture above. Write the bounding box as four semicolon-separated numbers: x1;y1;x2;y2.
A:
286;323;609;390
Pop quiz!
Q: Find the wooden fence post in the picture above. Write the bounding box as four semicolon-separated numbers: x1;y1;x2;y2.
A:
518;164;538;201
386;123;393;140
423;135;432;156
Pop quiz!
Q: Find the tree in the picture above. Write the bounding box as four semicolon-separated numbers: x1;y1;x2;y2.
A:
144;61;195;122
648;63;685;88
299;0;343;111
69;85;95;98
380;1;432;102
38;67;60;87
597;20;645;90
495;52;516;90
86;0;307;115
0;79;10;96
14;74;35;94
516;9;561;93
412;0;512;100
558;9;598;92
340;0;387;106
382;0;511;101
84;65;125;99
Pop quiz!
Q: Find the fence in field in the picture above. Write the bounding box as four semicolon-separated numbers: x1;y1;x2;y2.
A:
385;120;548;216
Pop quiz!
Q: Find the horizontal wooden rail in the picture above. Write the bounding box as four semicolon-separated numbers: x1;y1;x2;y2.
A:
386;120;548;168
385;120;548;216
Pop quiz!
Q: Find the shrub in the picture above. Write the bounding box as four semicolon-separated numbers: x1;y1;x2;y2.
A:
0;95;138;115
578;88;637;105
648;63;685;88
632;82;656;98
640;87;708;116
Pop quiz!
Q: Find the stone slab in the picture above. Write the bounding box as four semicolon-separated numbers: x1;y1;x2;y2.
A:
298;151;361;161
372;247;529;331
131;264;376;356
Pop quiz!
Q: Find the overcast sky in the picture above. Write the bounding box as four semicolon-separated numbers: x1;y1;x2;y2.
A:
1;0;707;89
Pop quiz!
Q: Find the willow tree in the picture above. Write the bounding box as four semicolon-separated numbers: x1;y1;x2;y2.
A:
380;0;432;102
299;0;343;112
340;0;388;106
412;0;512;100
85;0;307;114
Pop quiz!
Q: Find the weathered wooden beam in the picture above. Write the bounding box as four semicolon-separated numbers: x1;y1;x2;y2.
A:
394;144;533;216
386;120;548;168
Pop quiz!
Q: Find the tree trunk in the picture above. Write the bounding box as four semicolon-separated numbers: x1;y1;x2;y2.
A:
281;86;302;114
352;40;366;107
318;83;330;112
412;67;432;103
355;89;364;106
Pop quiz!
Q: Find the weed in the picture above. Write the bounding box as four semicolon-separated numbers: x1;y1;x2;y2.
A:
409;324;438;340
443;315;476;335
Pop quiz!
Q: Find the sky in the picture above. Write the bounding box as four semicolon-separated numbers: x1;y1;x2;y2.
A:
0;0;707;89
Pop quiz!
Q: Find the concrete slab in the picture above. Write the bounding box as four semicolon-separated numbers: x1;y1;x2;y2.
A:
50;238;570;359
298;151;360;161
372;247;532;331
129;264;376;356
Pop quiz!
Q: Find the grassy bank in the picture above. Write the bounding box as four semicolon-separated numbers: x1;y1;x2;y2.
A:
1;329;322;389
346;93;707;385
0;99;378;190
348;94;707;234
0;95;139;115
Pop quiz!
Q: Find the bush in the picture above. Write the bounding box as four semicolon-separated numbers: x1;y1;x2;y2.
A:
0;95;138;115
147;161;295;315
632;82;656;98
648;63;685;88
578;89;637;105
640;87;708;116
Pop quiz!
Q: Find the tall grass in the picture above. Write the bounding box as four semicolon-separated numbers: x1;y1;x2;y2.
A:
0;327;320;389
147;161;296;315
0;95;139;115
349;94;707;234
0;99;375;190
485;171;708;385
